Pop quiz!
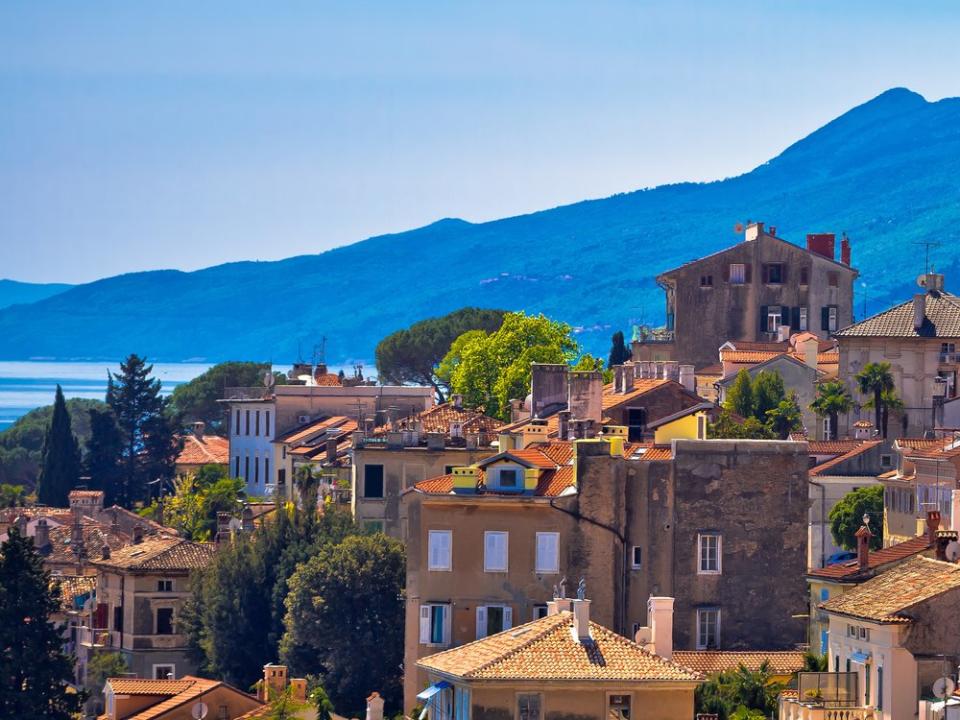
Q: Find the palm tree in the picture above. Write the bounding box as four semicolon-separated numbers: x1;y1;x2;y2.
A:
865;388;904;440
810;381;853;440
855;362;896;438
293;465;320;515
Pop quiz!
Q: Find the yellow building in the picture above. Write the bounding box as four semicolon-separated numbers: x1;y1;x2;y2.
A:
415;596;702;720
648;403;711;444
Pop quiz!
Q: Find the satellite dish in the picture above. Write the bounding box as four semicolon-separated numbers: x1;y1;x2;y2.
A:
934;676;956;700
918;274;929;288
264;371;275;388
191;701;209;720
946;541;960;563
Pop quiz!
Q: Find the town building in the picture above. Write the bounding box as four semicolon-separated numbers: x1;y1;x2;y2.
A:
836;272;960;438
174;422;230;479
671;650;806;686
401;435;808;709
632;222;858;368
881;437;960;544
272;415;357;506
79;534;216;684
101;675;263;720
415;594;702;720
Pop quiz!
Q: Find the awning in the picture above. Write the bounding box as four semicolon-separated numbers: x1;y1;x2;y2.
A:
849;651;871;665
417;682;451;720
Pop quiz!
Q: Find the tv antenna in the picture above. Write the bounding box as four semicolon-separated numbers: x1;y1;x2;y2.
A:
914;240;941;274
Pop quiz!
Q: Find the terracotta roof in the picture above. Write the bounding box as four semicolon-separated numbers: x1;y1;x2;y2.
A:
417;611;701;682
821;556;960;623
68;490;104;499
809;441;882;477
52;574;96;611
44;520;130;565
274;416;354;444
90;536;216;572
496;448;559;469
175;434;229;467
672;650;806;676
697;364;723;376
721;350;783;364
808;535;932;580
107;678;198;695
806;441;864;455
601;378;672;411
836;291;960;338
314;373;342;386
105;675;261;720
379;403;502;435
726;341;790;352
897;437;952;453
627;445;673;461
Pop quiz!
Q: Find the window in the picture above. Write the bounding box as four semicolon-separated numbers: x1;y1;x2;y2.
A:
235;410;241;435
799;306;808;331
476;604;512;638
533;604;548;620
729;263;746;284
820;588;829;602
880;454;892;469
822;416;832;439
800;267;809;285
278;468;286;487
234;456;240;478
157;579;173;592
264;411;271;437
700;275;713;287
156;608;174;635
255;410;261;436
455;687;471;720
608;694;631;720
245;410;250;435
152;664;175;680
698;533;721;574
428;530;452;571
877;667;883;710
829;306;838;332
864;663;871;705
498;468;519;489
767;307;782;333
254;456;259;485
631;545;642;569
444;465;456;474
484;531;508;572
418;603;451;645
244;455;250;481
535;532;559;574
696;608;720;649
517;694;541;720
828;271;839;287
626;407;647;443
364;465;385;498
113;606;123;633
765;263;784;284
264;458;270;485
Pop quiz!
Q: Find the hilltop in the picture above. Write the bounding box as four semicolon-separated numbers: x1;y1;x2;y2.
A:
0;280;72;311
2;87;959;362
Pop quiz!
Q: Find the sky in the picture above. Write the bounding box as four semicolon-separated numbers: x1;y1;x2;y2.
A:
2;1;960;284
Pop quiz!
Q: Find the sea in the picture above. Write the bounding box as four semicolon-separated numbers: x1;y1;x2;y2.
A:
0;361;212;431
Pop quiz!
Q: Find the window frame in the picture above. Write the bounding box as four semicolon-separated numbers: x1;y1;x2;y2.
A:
630;545;642;570
363;464;385;498
700;274;713;288
607;692;632;720
532;604;548;620
697;532;722;575
535;532;560;574
152;664;175;680
157;579;173;593
767;307;783;333
516;692;542;720
476;604;513;639
419;603;452;646
799;306;808;331
766;262;784;284
428;529;453;571
695;607;720;650
828;306;838;332
729;263;746;284
484;530;509;572
156;607;175;635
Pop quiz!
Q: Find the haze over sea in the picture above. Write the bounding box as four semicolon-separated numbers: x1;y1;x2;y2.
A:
0;361;212;431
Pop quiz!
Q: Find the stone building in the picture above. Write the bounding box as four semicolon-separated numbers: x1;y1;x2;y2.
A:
633;222;858;368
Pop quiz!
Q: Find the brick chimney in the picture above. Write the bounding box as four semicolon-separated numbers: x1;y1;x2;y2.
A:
366;692;385;720
840;233;851;266
452;394;463;410
326;437;338;463
261;664;287;702
35;516;51;551
855;522;873;570
193;421;206;438
806;233;836;261
927;510;942;545
567;370;603;424
132;525;144;544
647;596;674;660
914;294;926;330
290;678;307;703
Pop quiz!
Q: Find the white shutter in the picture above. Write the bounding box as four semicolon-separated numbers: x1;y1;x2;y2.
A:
441;531;451;569
419;605;431;644
484;532;495;571
476;606;487;639
442;604;452;645
503;606;513;630
536;533;558;574
428;531;452;570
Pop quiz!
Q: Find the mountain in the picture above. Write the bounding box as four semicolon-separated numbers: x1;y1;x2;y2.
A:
2;87;960;363
0;280;72;311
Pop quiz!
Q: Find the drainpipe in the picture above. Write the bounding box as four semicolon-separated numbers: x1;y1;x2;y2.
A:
809;479;827;568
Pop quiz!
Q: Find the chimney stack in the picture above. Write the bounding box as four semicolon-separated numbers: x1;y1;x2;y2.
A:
840;234;851;266
132;525;144;544
35;517;50;551
326;437;338;464
745;221;764;241
806;233;836;261
558;410;571;442
261;664;288;702
647;596;674;660
290;678;307;703
855;522;873;570
572;598;591;643
914;293;926;331
366;692;385;720
678;365;695;393
927;510;942;545
101;543;111;560
193;421;206;438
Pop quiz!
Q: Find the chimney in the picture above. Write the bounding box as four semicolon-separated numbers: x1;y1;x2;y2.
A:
366;692;385;720
71;510;84;557
14;513;27;536
678;365;695;393
35;517;50;551
663;361;679;381
914;293;926;331
840;233;851;266
101;543;111;560
509;398;525;423
572;598;591;642
452;394;463;410
262;664;287;702
801;337;818;369
769;225;777;237
647;596;674;660
290;678;308;703
326;438;338;464
557;410;571;442
806;233;836;261
531;364;569;419
855;522;873;570
745;221;764;241
132;525;144;544
426;432;445;451
193;421;206;438
613;366;626;394
568;371;603;424
927;510;942;545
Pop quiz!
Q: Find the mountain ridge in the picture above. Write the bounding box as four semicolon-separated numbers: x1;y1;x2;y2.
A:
0;280;73;311
3;87;960;363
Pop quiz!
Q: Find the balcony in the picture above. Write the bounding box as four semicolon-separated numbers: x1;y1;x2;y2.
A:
77;627;121;649
939;353;960;364
779;673;870;720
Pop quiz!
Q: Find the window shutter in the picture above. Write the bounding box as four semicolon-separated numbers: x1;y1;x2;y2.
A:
419;605;431;644
791;307;800;330
503;606;513;630
821;306;829;331
744;263;752;283
722;264;730;282
782;306;791;327
759;305;768;334
442;605;452;644
484;533;495;569
476;606;487;639
781;263;788;283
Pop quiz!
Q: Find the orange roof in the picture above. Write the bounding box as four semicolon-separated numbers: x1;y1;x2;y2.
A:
175;434;229;467
499;448;559;469
380;402;502;435
52;574;96;611
808;535;932;580
275;416;354;444
897;438;950;452
106;675;262;720
107;678;199;695
417;611;701;682
91;536;216;572
806;441;863;455
628;444;673;461
68;490;104;499
44;519;130;565
722;350;783;364
673;650;806;676
314;373;342;386
809;441;882;476
601;377;673;411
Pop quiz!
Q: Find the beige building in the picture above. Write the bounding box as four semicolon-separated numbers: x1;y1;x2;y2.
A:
836;272;960;439
273;415;356;506
415;595;702;720
174;422;230;479
102;675;263;720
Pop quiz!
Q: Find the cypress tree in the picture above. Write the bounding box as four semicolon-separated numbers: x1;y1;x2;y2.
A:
0;528;85;718
85;408;124;505
608;330;632;368
37;385;81;507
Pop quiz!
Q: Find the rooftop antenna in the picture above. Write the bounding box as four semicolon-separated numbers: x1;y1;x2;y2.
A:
914;240;941;274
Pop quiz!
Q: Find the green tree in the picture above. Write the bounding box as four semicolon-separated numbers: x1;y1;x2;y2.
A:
864;388;903;440
281;533;406;716
724;370;755;419
107;354;178;507
311;682;335;720
0;527;85;718
810;381;853;441
694;662;783;720
85;408;124;505
85;651;129;706
376;308;507;402
37;385;81;507
142;465;244;541
708;411;775;440
855;362;896;438
442;312;579;420
765;392;803;439
802;652;828;672
752;371;786;420
170;362;285;433
0;484;26;507
608;330;632;367
571;353;613;383
829;485;883;551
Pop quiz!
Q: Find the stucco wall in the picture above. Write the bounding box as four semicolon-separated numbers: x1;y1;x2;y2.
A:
468;684;694;720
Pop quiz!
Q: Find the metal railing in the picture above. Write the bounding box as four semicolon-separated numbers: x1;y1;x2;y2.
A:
222;387;273;401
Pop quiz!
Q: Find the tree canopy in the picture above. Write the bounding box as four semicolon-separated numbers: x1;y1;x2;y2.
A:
170;361;286;433
375;308;506;402
37;385;81;507
855;362;897;438
141;464;244;541
694;662;783;720
608;330;632;367
810;381;853;441
829;485;883;551
712;370;800;440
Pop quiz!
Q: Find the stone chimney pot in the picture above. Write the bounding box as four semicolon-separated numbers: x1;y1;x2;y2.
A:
366;692;385;720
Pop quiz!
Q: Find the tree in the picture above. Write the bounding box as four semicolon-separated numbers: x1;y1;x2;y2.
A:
375;308;507;402
170;362;285;433
752;371;786;420
37;385;81;507
107;354;178;507
141;467;244;541
865;388;903;440
855;362;896;438
708;411;774;440
0;527;85;718
85;651;129;707
724;370;755;419
0;484;26;507
694;662;783;720
281;534;406;716
810;381;853;441
608;330;631;368
85;408;124;505
765;392;803;439
571;353;613;383
802;651;828;672
829;485;883;551
442;312;579;420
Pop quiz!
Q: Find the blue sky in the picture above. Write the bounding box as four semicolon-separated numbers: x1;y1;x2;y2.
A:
2;1;960;283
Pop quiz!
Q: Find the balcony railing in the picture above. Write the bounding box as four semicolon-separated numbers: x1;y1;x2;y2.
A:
222;387;273;401
77;627;120;649
779;673;872;720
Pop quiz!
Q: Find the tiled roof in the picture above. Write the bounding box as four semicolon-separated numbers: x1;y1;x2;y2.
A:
808;535;932;580
726;341;790;352
836;291;960;338
175;434;229;466
673;650;806;676
697;364;724;376
496;448;559;469
107;678;198;695
806;441;864;455
722;350;783;364
820;556;960;623
809;441;882;477
417;611;701;682
627;445;673;461
44;520;130;565
314;373;342;386
68;490;104;499
91;536;216;572
52;574;96;611
897;438;951;453
379;403;502;435
275;416;354;444
105;675;261;720
601;378;673;411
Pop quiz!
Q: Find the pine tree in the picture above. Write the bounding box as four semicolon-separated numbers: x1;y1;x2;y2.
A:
724;369;755;419
608;330;632;368
107;354;177;507
37;385;81;507
0;528;85;718
85;408;124;505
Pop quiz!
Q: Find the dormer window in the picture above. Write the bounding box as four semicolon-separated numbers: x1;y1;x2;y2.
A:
498;469;519;489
